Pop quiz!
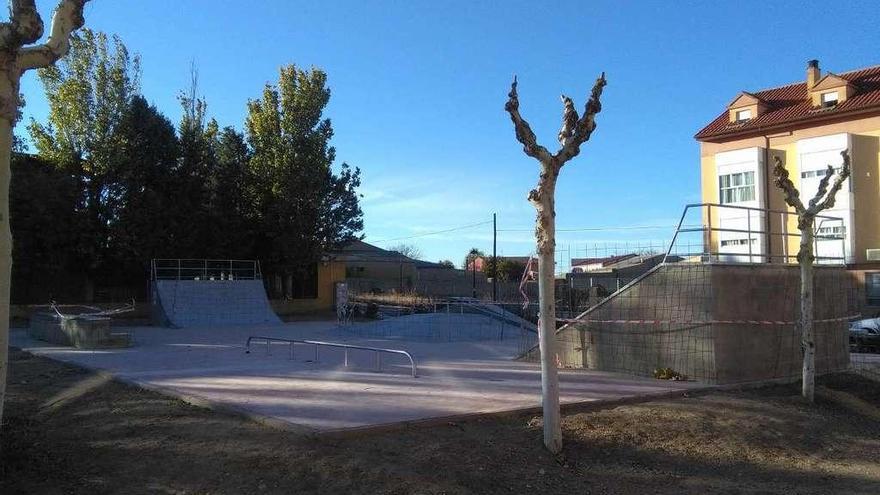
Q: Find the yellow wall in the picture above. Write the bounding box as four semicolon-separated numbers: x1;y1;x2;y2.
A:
270;261;346;315
699;115;880;265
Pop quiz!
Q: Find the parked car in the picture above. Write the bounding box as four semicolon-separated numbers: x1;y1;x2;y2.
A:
849;318;880;353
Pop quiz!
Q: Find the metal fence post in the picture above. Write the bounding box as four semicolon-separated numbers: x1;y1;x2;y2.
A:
747;209;753;262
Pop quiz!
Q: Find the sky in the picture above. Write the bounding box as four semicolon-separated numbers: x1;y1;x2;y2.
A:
17;0;880;269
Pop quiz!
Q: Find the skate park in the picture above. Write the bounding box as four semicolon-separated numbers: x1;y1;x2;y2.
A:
11;258;702;433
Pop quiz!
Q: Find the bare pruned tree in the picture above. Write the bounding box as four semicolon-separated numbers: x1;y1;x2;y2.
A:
388;243;422;261
0;0;90;426
504;73;606;452
772;150;851;402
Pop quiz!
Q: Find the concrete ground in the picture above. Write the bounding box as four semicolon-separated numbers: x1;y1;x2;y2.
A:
11;321;703;433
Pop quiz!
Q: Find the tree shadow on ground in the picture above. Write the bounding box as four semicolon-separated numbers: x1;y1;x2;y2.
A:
2;349;879;495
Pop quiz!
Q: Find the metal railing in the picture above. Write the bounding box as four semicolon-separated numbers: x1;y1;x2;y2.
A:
245;336;418;378
663;203;847;265
151;259;262;281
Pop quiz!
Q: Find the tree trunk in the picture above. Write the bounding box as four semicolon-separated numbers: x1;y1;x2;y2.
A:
0;0;91;433
0;115;12;427
534;167;562;453
798;222;815;402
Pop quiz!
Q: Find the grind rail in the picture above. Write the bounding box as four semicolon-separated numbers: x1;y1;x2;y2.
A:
245;336;418;378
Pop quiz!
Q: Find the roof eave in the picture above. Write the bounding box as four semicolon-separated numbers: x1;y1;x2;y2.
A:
694;105;880;143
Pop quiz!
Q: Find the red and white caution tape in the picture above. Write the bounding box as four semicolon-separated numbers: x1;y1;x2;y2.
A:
556;315;859;326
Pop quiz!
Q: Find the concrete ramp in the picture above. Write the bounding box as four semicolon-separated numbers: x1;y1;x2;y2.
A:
152;279;281;328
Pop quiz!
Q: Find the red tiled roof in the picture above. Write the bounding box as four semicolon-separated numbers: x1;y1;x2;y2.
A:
695;64;880;142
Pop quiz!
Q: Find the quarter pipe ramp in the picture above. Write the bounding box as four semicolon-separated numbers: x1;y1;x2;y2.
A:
151;279;281;327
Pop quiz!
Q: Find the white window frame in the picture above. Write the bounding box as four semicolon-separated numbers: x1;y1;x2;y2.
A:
821;91;839;106
718;171;756;204
735;108;752;122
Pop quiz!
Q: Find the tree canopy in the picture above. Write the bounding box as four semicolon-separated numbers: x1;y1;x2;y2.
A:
245;65;363;272
13;32;363;302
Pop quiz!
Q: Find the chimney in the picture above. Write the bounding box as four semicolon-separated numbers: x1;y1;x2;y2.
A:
807;59;820;90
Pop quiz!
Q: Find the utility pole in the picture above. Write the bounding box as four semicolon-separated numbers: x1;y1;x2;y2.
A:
472;255;477;299
493;213;497;302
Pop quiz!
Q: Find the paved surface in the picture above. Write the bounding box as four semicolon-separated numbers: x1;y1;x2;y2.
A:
152;279;281;327
11;322;703;433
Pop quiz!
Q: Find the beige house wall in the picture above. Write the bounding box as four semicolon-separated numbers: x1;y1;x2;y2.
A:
699;114;880;265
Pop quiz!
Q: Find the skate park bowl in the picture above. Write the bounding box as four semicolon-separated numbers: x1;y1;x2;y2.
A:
341;298;538;349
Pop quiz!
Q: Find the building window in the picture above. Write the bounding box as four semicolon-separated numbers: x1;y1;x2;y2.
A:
735;109;752;122
345;266;366;278
867;272;880;306
720;238;756;247
821;91;839;107
719;171;755;204
801;167;842;179
816;225;845;238
291;264;318;299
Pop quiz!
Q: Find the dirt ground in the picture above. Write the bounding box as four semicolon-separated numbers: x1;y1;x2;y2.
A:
2;348;879;495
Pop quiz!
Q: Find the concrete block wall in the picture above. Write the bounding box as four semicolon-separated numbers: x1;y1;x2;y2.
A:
527;263;852;384
29;312;130;348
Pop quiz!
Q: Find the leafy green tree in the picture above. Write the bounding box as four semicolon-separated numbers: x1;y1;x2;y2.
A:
27;28;140;298
245;64;363;274
10;153;80;303
438;260;455;269
107;96;179;276
488;259;526;282
204;126;254;259
173;68;218;257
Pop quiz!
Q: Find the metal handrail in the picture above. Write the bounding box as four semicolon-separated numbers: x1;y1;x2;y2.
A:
151;259;262;281
245;336;418;378
663;203;846;265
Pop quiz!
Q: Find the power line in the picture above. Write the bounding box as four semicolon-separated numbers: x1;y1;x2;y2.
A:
369;220;493;243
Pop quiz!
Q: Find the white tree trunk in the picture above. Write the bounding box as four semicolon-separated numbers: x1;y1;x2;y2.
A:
799;224;815;402
772;153;851;404
0;0;90;430
535;188;561;453
504;74;606;453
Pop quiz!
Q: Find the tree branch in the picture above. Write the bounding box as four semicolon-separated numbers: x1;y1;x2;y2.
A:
772;155;805;215
555;72;606;163
808;166;834;209
0;0;43;48
809;150;851;214
504;76;552;163
15;0;87;71
557;95;578;147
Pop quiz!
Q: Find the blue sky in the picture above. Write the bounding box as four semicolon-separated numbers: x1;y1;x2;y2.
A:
17;0;880;268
